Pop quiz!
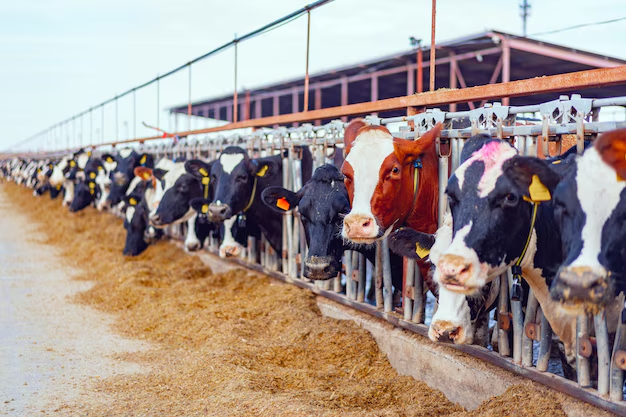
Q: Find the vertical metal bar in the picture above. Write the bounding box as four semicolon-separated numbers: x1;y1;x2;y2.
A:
522;291;538;367
375;244;384;308
412;264;425;323
594;312;610;396
406;64;414;95
382;238;393;313
133;89;137;140
498;273;511;357
314;85;322;126
510;270;523;365
349;252;359;299
438;153;448;227
357;259;366;302
248;236;257;264
417;43;423;94
429;0;436;92
404;259;415;321
303;10;311;112
340;77;348;122
449;52;457;112
537;311;553;372
577;315;592;388
451;138;459;171
357;253;365;300
157;76;160;130
188;65;192;131
501;38;511;106
115;97;119;142
610;304;626;401
233;39;239;123
345;250;353;299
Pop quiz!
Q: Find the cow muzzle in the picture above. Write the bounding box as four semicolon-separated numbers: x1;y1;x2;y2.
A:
208;203;232;222
550;265;611;311
437;254;482;293
428;320;473;345
342;213;379;244
219;242;244;258
149;214;166;228
303;256;338;280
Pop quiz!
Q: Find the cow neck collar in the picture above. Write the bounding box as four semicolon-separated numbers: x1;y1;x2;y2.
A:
511;202;540;302
399;158;422;228
243;176;259;213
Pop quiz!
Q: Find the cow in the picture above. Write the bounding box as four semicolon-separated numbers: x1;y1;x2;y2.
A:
185;146;312;256
105;148;154;210
95;153;119;211
550;129;626;313
69;157;105;212
423;133;583;364
148;160;211;252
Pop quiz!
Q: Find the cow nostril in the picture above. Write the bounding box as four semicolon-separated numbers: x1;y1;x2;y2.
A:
362;220;371;228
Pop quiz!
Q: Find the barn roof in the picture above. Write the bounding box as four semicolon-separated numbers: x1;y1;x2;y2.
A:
169;30;626;121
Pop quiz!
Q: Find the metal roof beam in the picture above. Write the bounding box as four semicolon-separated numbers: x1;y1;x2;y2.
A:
506;38;621;68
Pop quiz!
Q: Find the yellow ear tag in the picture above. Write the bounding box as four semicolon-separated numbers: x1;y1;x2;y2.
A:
524;174;551;202
106;157;113;163
551;160;562;165
70;161;76;167
199;167;208;177
617;174;625;182
141;172;151;180
89;172;96;179
415;243;430;259
37;168;41;173
90;189;95;195
89;182;96;189
256;165;269;177
201;204;209;214
276;197;290;211
88;151;92;157
98;166;103;171
129;197;137;206
56;185;61;190
140;155;147;165
201;177;210;185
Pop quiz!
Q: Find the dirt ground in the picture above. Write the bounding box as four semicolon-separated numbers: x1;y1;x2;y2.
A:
0;182;571;416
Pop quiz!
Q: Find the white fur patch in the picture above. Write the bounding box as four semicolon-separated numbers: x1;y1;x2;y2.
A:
342;129;395;238
429;285;472;343
219;215;244;258
455;141;517;197
220;154;244;175
184;214;201;250
119;148;133;158
150;162;186;217
571;148;626;272
125;206;136;223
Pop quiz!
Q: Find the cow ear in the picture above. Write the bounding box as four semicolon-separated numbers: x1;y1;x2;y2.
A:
153;168;168;181
595;128;626;180
393;123;442;164
134;166;153;181
185;159;212;178
261;186;301;213
190;197;212;215
503;156;560;202
389;227;435;259
138;153;153;168
343;119;368;155
251;157;278;178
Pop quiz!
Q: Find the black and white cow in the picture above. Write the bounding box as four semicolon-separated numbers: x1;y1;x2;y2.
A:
550;129;626;313
69;157;105;212
105;148;154;209
185;146;312;256
427;134;581;361
148;160;212;252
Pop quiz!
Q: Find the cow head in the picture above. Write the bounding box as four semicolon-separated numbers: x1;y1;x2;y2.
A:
191;147;279;223
150;170;202;228
550;129;626;312
69;174;99;213
389;213;498;346
262;164;350;280
437;137;560;294
107;149;153;207
341;120;441;244
122;195;149;256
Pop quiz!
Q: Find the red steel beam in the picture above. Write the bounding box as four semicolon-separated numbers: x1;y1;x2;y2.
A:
35;66;626;151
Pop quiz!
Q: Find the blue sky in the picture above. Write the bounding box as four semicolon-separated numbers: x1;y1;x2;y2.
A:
1;0;624;151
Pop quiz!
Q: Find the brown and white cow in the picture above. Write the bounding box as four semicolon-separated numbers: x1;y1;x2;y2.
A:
341;120;442;244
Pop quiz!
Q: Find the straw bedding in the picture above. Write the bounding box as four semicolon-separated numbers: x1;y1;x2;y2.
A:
3;182;567;416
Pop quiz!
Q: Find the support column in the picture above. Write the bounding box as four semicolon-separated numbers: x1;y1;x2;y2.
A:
292;88;299;127
273;94;280;128
314;85;322;126
449;52;457;112
340;77;348;122
502;39;511;106
407;64;414;95
371;73;379;117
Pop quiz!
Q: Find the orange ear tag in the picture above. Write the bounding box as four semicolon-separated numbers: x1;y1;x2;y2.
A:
276;197;290;211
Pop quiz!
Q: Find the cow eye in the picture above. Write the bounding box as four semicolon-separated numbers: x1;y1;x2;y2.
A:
236;174;247;182
391;166;400;175
503;193;518;206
